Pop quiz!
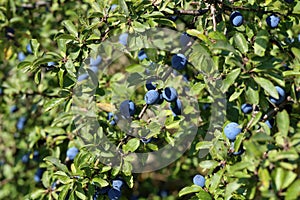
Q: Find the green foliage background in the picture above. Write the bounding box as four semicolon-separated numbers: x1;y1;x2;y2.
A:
0;0;300;199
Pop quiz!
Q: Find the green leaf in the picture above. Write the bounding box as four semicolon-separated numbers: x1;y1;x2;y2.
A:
225;181;241;200
65;59;76;78
178;185;202;197
53;171;72;184
233;33;248;54
245;85;259;105
286;179;300;200
199;160;219;169
291;47;300;60
30;39;40;58
254;30;269;56
118;0;129;15
276;110;289;136
221;68;241;93
44;156;69;173
62;20;78;38
17;61;31;70
30;189;45;199
123;138;140;153
44;98;66;112
253;76;278;99
92;177;109;187
196;190;212;200
229;87;244;102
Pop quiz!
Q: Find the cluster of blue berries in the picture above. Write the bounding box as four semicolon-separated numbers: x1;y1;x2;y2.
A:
93;179;124;200
230;10;286;28
225;86;286;155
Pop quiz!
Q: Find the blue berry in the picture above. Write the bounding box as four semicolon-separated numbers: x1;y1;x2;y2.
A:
18;52;26;61
155;93;164;105
230;11;243;27
265;119;274;128
10;105;18;113
26;43;33;54
180;33;191;47
112;179;124;191
241;103;252;114
162;87;178;102
141;137;152;144
108;113;118;126
17;116;27;131
171;54;187;70
224;122;242;141
33;150;39;161
144;90;160;105
90;55;102;66
34;168;45;183
269;86;285;105
284;0;294;3
21;153;30;163
66;147;79;160
120;100;136;117
169;98;182;116
110;4;118;12
138;49;147;60
47;62;55;67
108;188;121;200
193;174;205;187
266;14;280;28
5;27;14;39
145;79;157;91
119;33;128;46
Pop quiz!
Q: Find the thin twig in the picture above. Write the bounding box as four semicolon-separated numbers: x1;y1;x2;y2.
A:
174;9;209;16
138;104;148;119
210;4;217;31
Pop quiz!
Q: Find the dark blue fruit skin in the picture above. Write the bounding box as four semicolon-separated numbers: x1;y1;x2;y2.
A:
10;105;18;113
90;55;102;66
230;11;243;27
34;168;45;182
26;43;33;54
162;87;178;102
108;112;118;126
112;179;124;191
128;101;136;116
66;147;79;160
284;0;294;3
5;27;14;39
22;153;30;163
265;118;274;128
17;116;27;131
241;103;252;114
269;86;285;105
224;122;242;141
180;33;191;47
93;186;110;200
155;93;164;105
119;33;128;46
120;100;136;118
193;174;205;187
18;52;26;61
138;49;147;60
169;98;182;116
145;80;157;90
108;188;121;200
171;54;187;70
141;137;152;144
266;14;280;28
144;90;160;105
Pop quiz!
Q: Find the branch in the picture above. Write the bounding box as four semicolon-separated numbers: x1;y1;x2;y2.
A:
210;4;217;31
174;9;209;16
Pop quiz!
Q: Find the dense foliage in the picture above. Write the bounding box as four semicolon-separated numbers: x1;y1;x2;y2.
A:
0;0;300;199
